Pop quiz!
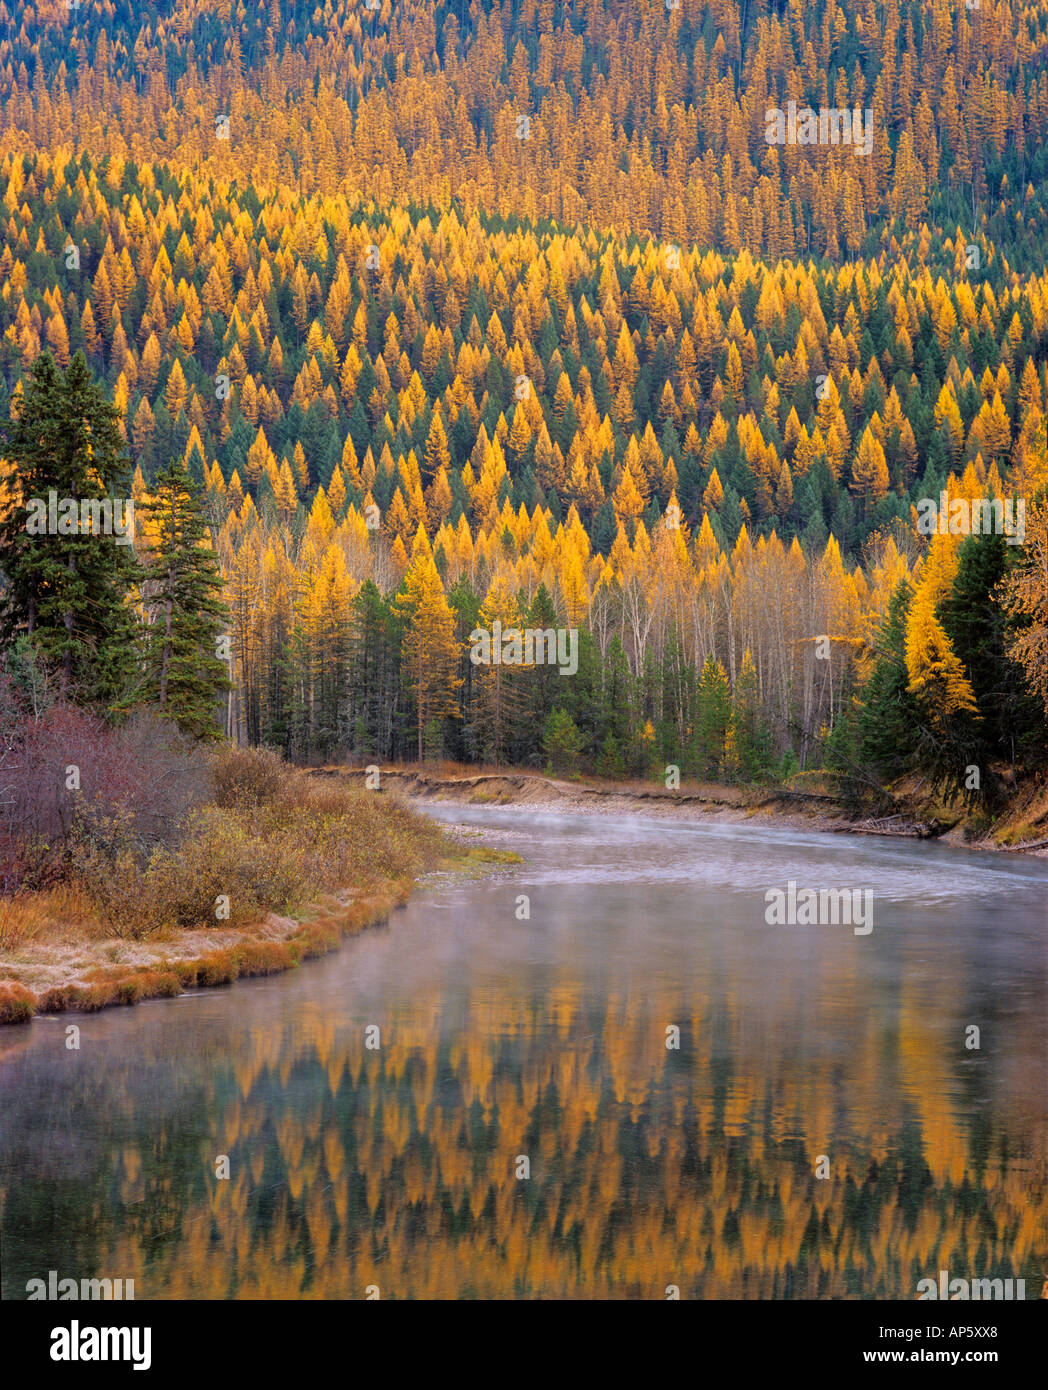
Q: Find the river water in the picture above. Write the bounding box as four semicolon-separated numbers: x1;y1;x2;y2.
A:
1;808;1045;1299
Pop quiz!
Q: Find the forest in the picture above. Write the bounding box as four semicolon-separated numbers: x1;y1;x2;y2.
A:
0;0;1046;818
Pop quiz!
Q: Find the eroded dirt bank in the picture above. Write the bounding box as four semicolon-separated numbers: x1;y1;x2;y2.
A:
316;766;1048;857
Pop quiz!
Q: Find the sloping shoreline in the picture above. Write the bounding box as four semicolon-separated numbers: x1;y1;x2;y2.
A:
0;840;522;1031
0;882;410;1031
319;767;1048;857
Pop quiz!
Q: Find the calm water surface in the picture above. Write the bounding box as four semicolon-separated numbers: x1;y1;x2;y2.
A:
1;809;1046;1299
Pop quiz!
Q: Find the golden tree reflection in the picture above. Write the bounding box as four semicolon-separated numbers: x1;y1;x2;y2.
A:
4;965;1042;1300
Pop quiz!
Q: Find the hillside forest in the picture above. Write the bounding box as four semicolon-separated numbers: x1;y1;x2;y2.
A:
0;0;1046;817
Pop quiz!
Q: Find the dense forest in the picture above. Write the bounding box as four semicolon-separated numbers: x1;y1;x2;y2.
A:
4;0;1048;265
0;0;1046;815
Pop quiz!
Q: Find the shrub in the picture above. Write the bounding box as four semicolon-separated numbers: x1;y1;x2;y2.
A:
209;745;286;809
5;725;445;993
543;708;585;775
1;693;209;892
73;802;313;938
595;732;626;779
73;816;165;939
144;807;309;927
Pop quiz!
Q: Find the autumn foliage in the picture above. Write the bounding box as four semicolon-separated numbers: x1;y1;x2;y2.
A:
0;2;1045;799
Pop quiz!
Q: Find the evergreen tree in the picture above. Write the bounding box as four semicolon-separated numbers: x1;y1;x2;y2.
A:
543;707;584;775
140;458;231;739
694;655;731;778
598;636;634;752
0;351;140;707
595;729;626;777
349;580;398;760
550;627;602;756
857;581;920;777
518;584;562;763
726;650;773;783
939;530;1023;790
468;575;528;769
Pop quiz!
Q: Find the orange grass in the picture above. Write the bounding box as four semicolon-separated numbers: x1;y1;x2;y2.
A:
0;980;35;1024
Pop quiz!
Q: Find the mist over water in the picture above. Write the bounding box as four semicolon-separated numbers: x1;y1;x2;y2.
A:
1;808;1046;1299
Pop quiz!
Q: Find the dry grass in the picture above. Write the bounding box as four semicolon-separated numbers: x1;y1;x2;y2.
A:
987;779;1048;849
0;747;457;1023
27;880;414;1017
0;883;100;950
67;749;446;941
0;896;42;951
0;980;34;1024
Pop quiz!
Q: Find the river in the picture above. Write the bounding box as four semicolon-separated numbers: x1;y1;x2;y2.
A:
1;808;1046;1299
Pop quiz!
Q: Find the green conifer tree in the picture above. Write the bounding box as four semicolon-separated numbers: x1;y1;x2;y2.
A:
726;649;774;783
857;580;920;777
0;351;140;707
140;458;231;739
694;655;731;778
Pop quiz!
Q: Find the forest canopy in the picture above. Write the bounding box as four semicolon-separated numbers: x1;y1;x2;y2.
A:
0;0;1046;810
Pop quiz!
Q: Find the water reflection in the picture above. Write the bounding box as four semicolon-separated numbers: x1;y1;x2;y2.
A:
1;811;1046;1299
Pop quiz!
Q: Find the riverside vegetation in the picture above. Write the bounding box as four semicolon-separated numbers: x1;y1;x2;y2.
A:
0;737;495;1025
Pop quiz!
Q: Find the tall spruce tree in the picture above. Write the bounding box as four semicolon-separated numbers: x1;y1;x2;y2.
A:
519;584;562;762
726;649;774;783
939;531;1014;791
468;574;527;768
348;580;398;759
0;351;140;707
140;458;231;739
857;580;920;777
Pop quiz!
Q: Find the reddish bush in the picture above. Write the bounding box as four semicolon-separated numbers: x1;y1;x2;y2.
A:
0;676;209;892
209;745;286;809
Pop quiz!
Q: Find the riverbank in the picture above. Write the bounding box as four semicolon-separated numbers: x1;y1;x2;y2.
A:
5;754;1042;1028
0;841;515;1028
0;746;519;1027
318;765;1048;857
